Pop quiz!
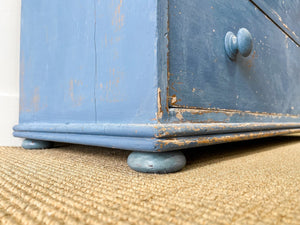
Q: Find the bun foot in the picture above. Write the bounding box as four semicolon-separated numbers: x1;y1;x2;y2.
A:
127;151;186;174
22;139;53;150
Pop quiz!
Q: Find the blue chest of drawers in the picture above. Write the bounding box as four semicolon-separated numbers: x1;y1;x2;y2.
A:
14;0;300;173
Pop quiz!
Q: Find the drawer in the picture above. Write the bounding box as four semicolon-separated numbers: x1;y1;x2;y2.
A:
168;0;300;115
250;0;300;45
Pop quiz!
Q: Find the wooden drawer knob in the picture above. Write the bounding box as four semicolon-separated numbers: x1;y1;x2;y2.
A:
225;28;253;60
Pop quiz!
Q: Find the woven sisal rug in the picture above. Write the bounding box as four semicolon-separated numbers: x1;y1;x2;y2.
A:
1;135;300;224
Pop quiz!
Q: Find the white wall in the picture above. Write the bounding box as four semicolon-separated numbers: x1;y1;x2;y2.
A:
0;0;22;146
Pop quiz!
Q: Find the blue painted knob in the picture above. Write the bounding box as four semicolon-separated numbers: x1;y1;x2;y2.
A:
225;28;253;60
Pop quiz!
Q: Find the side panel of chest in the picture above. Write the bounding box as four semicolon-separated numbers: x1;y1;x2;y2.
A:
20;0;96;123
19;0;159;124
168;0;300;115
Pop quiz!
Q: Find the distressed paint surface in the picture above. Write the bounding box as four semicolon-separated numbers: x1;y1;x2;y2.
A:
19;0;158;125
168;0;300;115
94;0;158;123
250;0;300;45
156;128;300;151
157;0;170;122
15;0;300;155
14;122;300;138
167;108;300;124
13;128;300;152
20;0;96;123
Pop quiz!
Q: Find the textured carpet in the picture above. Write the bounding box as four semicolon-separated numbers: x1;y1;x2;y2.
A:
1;135;300;225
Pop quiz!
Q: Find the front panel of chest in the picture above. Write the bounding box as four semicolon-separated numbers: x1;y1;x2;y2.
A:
168;0;300;118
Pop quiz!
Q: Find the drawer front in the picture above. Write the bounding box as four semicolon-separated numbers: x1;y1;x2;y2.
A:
168;0;300;115
250;0;300;45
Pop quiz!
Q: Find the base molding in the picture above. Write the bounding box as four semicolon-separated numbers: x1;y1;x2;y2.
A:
14;122;300;138
13;123;300;151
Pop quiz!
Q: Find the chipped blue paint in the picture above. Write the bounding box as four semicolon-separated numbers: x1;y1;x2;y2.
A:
20;0;96;123
15;0;300;173
94;0;158;123
250;0;300;45
20;0;158;124
168;0;300;115
166;109;300;124
14;128;300;152
13;122;300;138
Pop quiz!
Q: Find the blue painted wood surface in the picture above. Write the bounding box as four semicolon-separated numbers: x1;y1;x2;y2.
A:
94;0;158;123
20;0;96;123
22;139;53;149
14;128;300;152
168;0;300;115
127;151;186;173
20;0;158;124
14;0;300;155
14;122;300;138
250;0;300;45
